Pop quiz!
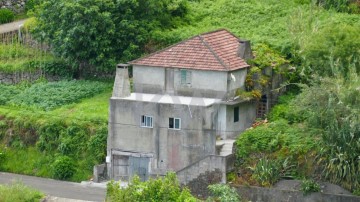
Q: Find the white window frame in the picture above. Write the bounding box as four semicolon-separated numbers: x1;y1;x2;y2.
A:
169;117;181;130
140;115;153;128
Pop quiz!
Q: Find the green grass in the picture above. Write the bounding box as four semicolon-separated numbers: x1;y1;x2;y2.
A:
156;0;360;53
0;43;57;73
14;12;28;21
8;80;111;110
0;146;52;177
0;182;44;202
0;83;112;182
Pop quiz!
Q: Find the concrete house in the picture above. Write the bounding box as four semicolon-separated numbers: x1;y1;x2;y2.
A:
105;29;257;183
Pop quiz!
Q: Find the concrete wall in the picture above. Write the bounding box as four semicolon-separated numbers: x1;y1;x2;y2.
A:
235;185;360;202
133;65;229;98
215;102;256;139
173;69;228;98
107;98;217;176
176;155;233;185
227;69;247;97
133;65;165;94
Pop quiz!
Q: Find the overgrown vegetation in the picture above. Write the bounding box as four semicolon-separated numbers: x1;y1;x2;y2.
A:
0;85;112;181
0;182;44;202
234;119;319;186
107;172;197;202
5;80;110;110
0;9;14;24
208;184;241;202
31;0;189;75
301;179;320;195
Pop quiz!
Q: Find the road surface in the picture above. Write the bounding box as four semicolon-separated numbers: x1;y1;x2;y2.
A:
0;172;106;202
0;19;27;34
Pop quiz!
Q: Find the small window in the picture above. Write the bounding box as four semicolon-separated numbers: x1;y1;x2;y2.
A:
180;69;191;86
169;117;181;130
141;115;153;128
234;106;239;122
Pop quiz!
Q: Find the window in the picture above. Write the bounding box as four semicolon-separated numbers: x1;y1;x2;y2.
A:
169;117;181;130
234;106;239;122
180;69;191;86
141;115;153;128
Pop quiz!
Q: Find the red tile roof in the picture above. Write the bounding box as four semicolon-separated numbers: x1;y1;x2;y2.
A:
129;29;250;71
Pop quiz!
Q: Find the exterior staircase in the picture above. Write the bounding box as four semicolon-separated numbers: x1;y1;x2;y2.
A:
216;139;236;156
176;139;236;185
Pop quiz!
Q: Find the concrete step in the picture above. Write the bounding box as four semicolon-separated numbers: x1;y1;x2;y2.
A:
217;139;236;157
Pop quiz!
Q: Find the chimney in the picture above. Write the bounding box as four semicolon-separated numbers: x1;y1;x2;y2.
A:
112;64;131;98
237;40;253;60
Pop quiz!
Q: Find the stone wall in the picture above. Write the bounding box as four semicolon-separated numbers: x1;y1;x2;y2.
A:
0;0;28;13
0;70;59;84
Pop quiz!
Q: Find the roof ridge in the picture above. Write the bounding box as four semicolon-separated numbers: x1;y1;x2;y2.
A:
198;34;230;71
129;35;200;65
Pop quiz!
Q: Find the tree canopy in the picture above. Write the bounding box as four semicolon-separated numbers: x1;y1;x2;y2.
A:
34;0;188;75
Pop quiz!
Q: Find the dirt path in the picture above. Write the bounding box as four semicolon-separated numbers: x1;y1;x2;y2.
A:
0;172;106;202
0;19;27;34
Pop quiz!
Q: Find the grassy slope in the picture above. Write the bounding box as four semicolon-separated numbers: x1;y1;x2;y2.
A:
157;0;360;52
0;89;112;181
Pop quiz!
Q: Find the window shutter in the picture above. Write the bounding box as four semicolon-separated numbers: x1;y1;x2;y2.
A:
180;70;186;85
186;71;192;85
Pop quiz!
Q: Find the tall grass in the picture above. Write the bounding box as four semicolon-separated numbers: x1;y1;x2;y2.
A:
0;182;44;202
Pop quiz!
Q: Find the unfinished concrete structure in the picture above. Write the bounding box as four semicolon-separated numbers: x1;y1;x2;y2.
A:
106;29;257;183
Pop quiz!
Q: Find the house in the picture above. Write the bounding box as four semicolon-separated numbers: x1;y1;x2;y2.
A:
105;29;258;183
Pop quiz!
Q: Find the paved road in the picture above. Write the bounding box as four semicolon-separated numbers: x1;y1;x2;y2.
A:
0;172;106;202
0;19;27;34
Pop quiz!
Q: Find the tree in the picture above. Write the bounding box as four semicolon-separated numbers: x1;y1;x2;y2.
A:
34;0;188;77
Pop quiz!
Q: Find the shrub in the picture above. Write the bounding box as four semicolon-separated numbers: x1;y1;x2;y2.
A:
0;9;14;24
52;155;76;180
250;158;280;187
208;184;241;202
301;179;320;195
0;182;44;202
25;0;42;13
294;74;360;191
107;172;197;202
0;85;21;105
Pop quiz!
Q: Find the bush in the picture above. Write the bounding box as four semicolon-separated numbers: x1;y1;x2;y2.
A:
250;158;280;187
107;172;197;202
0;182;44;202
301;179;320;195
52;155;76;180
0;85;21;105
294;75;360;191
0;9;14;24
208;184;241;202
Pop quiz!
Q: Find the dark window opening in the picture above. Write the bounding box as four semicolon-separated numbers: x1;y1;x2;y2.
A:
234;106;239;122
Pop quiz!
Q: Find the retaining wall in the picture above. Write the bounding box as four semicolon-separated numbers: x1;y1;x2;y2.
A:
234;185;360;202
0;0;28;13
0;70;59;84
